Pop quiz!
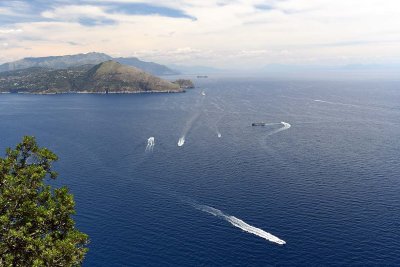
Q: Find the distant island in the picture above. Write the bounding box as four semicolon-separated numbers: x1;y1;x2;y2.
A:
0;60;193;94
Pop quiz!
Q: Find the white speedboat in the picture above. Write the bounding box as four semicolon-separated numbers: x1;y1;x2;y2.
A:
178;137;185;147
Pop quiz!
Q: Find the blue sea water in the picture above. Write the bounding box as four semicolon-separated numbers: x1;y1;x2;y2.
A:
1;78;400;266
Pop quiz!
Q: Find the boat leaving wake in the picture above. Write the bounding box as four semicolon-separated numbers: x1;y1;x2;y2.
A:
280;121;291;130
267;121;291;136
177;137;185;147
145;137;155;152
178;101;202;147
194;204;286;245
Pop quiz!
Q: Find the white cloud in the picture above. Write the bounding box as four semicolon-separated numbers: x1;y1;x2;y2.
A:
41;5;107;20
2;0;400;67
0;28;23;34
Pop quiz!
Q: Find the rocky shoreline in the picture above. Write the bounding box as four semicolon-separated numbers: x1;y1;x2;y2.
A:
10;89;186;95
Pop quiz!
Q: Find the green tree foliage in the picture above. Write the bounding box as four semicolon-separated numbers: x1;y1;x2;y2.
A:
0;136;88;266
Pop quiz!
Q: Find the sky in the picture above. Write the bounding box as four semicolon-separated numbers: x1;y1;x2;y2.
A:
1;0;400;68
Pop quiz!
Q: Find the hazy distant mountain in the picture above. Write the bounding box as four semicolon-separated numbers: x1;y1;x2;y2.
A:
256;63;400;80
114;57;179;75
0;61;183;94
261;63;400;72
0;52;179;76
169;64;224;74
0;53;111;72
339;63;400;70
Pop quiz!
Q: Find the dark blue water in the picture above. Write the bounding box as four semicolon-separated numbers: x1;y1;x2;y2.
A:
1;78;400;266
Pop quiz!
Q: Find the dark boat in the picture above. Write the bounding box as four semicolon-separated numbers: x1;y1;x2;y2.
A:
252;122;267;126
197;75;208;78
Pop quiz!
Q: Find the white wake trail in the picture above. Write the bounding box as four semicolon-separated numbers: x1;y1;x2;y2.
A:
145;137;155;152
195;204;286;245
215;117;223;139
266;121;291;136
280;121;291;130
214;103;226;139
314;99;360;107
177;112;199;147
177;137;185;147
177;96;204;147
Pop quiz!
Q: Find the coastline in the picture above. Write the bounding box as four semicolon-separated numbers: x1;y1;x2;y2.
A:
1;89;186;95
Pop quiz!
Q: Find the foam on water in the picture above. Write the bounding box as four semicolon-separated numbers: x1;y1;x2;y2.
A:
314;99;360;107
145;137;155;152
266;121;291;137
215;117;223;139
280;121;291;130
178;137;185;147
178;95;204;146
195;204;286;245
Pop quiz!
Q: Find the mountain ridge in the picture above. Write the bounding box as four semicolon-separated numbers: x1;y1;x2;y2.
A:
0;60;184;94
0;52;179;76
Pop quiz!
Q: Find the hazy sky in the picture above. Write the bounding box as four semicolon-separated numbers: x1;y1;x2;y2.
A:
1;0;400;68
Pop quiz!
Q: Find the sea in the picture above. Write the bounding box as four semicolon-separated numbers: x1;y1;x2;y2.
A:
1;77;400;266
